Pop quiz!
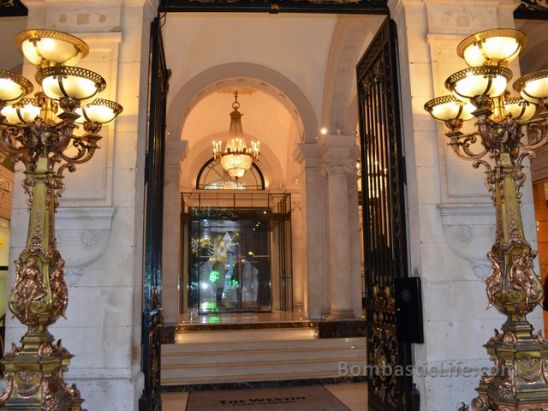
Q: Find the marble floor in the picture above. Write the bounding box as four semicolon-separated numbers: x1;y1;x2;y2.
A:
162;382;367;411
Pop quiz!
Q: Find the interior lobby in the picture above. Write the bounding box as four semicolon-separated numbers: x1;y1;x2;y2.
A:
0;1;547;411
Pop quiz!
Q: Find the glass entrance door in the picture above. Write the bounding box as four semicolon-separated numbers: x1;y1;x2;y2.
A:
188;209;271;314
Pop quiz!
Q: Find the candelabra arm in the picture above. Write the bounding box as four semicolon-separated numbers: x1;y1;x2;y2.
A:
57;135;101;176
520;114;548;152
447;133;490;163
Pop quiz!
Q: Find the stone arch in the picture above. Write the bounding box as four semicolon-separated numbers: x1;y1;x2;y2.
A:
321;15;386;135
167;62;319;144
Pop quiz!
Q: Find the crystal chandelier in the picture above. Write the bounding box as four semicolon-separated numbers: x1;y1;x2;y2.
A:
212;91;260;179
0;29;122;409
425;28;548;410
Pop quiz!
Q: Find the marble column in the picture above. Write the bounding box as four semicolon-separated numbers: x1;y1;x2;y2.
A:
295;143;329;319
162;139;188;324
318;134;359;320
288;190;306;317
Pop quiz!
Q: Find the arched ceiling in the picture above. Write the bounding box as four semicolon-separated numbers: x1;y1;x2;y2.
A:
164;12;338;124
181;86;300;184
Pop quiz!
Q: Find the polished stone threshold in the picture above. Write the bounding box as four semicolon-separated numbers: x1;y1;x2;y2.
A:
161;311;367;343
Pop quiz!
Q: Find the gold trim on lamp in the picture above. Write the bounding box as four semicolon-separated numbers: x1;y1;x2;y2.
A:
76;98;123;124
0;98;41;125
16;29;89;67
457;28;527;67
0;70;33;104
36;65;106;101
445;66;513;99
513;69;548;103
424;95;475;121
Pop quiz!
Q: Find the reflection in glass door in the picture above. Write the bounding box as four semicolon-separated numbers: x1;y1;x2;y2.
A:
188;210;271;314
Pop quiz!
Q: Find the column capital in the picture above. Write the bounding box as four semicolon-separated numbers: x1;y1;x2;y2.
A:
165;139;188;167
294;142;322;168
318;134;359;177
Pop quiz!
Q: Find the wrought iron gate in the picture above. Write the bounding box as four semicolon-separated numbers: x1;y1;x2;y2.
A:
357;18;415;411
139;16;169;411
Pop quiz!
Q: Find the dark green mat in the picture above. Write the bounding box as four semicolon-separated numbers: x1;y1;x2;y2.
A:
185;385;352;411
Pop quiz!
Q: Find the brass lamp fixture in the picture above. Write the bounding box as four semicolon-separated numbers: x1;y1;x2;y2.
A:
0;29;122;410
425;28;548;410
212;91;260;179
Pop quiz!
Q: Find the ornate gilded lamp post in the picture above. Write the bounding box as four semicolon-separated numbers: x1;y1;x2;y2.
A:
0;30;122;410
425;29;548;410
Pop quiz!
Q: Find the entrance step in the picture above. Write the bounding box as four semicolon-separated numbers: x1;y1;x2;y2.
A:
161;327;366;386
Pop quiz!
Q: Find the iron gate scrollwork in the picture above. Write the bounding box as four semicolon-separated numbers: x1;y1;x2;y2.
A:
356;18;415;411
139;15;169;411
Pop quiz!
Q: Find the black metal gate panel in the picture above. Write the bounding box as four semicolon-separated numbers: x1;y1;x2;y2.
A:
139;16;169;411
356;18;414;411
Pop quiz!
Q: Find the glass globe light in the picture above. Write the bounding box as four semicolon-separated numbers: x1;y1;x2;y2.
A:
513;69;548;103
16;29;89;67
0;98;41;125
502;97;537;121
457;28;526;67
0;70;33;104
36;66;106;101
424;95;475;121
445;66;512;100
75;98;123;124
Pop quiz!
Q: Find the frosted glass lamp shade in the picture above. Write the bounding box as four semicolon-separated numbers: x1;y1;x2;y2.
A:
0;70;33;104
36;66;106;101
221;154;253;179
513;69;548;103
0;98;41;125
16;29;89;67
445;66;512;100
457;29;526;67
424;95;475;121
503;97;537;121
76;98;123;124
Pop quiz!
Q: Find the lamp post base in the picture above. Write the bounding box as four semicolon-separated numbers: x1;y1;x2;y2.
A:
0;343;84;411
471;324;548;411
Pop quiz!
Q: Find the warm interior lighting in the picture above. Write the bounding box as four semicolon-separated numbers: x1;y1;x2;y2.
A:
0;98;41;125
502;97;537;121
513;69;548;103
0;70;33;104
36;66;106;101
76;98;123;124
446;66;512;99
16;29;89;67
457;28;526;67
212;92;260;179
424;95;475;121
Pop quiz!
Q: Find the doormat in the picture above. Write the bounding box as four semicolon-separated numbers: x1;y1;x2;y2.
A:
185;385;351;411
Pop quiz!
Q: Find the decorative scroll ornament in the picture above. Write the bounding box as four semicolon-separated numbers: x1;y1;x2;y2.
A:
425;28;548;410
0;29;122;410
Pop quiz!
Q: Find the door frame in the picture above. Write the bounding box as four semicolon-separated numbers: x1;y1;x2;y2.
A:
143;2;414;409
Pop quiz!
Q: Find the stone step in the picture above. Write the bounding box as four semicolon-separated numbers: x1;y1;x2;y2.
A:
162;357;365;382
162;345;365;366
161;334;366;386
161;369;352;386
